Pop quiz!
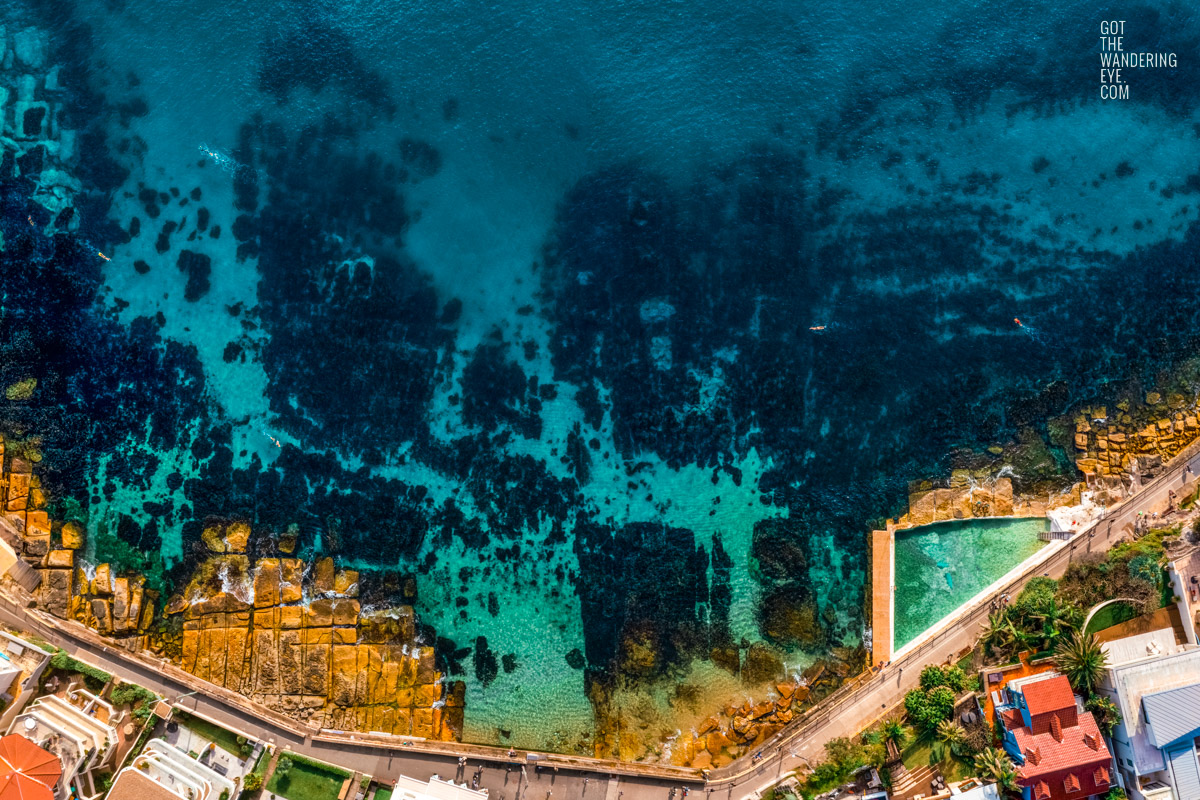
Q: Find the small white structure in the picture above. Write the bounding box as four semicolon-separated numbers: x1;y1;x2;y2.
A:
393;774;490;800
108;738;236;800
949;781;1001;800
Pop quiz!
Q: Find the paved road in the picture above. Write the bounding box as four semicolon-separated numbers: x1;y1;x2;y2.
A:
2;446;1196;800
707;444;1200;799
0;599;697;800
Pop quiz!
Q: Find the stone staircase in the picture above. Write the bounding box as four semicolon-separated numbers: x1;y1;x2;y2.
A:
891;763;937;800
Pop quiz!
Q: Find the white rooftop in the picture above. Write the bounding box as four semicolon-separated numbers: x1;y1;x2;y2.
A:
951;783;1001;800
1100;641;1200;776
394;774;489;800
123;738;237;800
1102;627;1186;668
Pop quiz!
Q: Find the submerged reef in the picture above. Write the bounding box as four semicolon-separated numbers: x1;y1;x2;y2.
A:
11;0;1200;764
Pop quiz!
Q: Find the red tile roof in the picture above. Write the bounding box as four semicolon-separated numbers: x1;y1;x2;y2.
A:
1009;708;1113;800
0;735;59;800
1000;708;1024;730
1012;710;1112;780
1023;676;1077;717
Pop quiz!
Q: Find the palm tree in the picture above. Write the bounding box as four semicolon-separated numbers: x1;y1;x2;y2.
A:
882;718;908;749
1031;599;1079;651
930;719;966;765
937;719;966;755
974;747;1019;792
981;611;1016;657
1054;631;1109;694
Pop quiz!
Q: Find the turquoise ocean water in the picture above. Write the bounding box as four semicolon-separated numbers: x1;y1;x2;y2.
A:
2;0;1199;751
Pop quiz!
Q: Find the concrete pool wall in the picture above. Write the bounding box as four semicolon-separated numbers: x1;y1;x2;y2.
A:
870;514;1056;666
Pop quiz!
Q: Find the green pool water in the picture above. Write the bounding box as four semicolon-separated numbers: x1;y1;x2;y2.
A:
893;517;1049;649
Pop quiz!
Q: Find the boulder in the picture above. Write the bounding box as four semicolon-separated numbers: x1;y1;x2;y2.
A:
705;728;733;754
60;521;84;550
45;549;72;569
313;558;335;594
226;521;250;553
280;559;303;604
750;701;774;720
254;559;281;608
333;569;359;597
39;569;70;617
90;599;112;634
730;715;753;740
201;525;226;553
307;598;334;628
993;477;1014;515
331;598;360;627
111;577;131;632
12;29;46;70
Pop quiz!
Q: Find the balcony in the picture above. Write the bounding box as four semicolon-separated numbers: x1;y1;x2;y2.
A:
1141;780;1173;800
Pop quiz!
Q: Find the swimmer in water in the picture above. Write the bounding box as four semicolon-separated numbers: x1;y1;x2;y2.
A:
1014;318;1023;327
97;252;110;262
809;325;826;331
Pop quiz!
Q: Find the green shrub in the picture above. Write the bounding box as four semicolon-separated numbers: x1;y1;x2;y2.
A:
243;773;263;792
110;682;158;723
1086;695;1122;737
49;650;111;692
905;685;956;732
919;665;947;692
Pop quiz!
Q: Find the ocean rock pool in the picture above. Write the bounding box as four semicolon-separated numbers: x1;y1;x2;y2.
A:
893;517;1049;650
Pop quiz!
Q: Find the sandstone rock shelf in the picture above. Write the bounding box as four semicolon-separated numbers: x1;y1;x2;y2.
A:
0;441;461;743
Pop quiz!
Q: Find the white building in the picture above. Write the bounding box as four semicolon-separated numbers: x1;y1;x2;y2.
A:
108;738;237;800
393;774;489;800
8;691;117;798
1096;627;1200;800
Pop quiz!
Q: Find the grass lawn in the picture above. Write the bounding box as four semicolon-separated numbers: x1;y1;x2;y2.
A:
268;758;350;800
1084;602;1139;636
900;733;972;781
173;711;246;758
375;788;394;800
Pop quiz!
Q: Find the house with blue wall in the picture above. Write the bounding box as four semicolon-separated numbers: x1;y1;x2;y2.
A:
994;672;1113;800
1097;629;1200;800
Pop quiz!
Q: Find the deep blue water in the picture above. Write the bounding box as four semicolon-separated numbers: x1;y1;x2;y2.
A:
2;0;1200;750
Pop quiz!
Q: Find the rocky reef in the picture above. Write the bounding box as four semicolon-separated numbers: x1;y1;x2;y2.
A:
1070;393;1200;481
0;437;461;742
663;650;862;769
